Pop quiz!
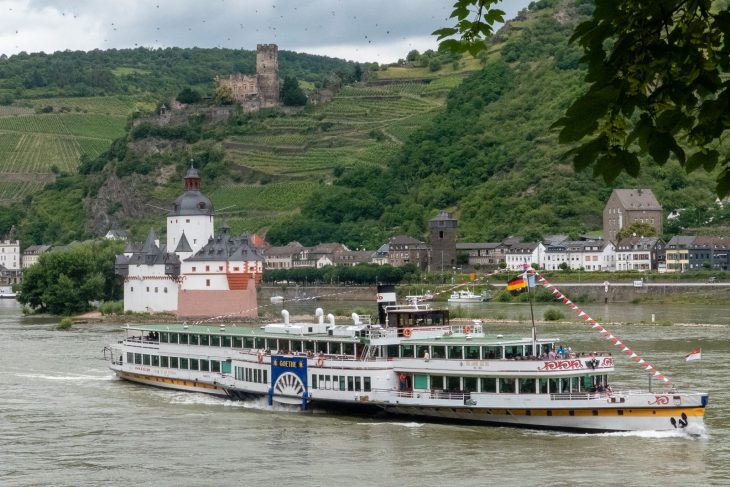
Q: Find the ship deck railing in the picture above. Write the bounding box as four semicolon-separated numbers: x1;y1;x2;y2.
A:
386;389;472;401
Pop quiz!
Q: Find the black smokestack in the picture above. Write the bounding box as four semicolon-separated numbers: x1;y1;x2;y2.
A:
376;284;396;324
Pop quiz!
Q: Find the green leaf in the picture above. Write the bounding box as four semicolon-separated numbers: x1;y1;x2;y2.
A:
647;132;672;165
686;150;719;173
432;27;458;40
567;135;609;172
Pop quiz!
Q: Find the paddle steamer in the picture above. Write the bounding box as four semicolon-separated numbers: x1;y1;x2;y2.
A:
107;287;708;433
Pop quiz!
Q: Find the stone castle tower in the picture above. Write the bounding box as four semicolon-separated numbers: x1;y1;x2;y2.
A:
216;43;279;111
429;210;458;272
256;43;279;106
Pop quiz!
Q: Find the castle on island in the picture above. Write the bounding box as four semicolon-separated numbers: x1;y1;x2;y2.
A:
216;43;279;111
114;168;263;318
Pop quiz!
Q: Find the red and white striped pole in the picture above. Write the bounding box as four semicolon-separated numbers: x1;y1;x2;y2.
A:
527;268;672;385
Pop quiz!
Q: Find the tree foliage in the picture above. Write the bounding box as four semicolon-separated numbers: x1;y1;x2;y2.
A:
616;222;658;241
437;0;730;197
18;240;124;315
281;76;307;106
176;87;201;104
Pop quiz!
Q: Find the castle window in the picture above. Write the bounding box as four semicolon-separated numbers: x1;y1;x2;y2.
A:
155;287;158;293
186;219;190;223
192;266;196;272
439;231;444;239
164;287;167;293
206;279;211;287
206;265;210;272
218;266;223;271
146;287;150;292
131;287;134;292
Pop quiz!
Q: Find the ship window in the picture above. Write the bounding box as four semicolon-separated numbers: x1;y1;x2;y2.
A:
160;332;169;343
316;342;327;354
464;377;478;392
190;334;199;346
134;353;142;365
571;376;580;392
482;346;500;359
170;357;179;368
386;345;399;358
410;374;426;390
465;346;480;359
263;370;267;384
255;337;266;349
211;335;221;347
347;376;354;391
480;377;497;393
151;356;160;367
200;360;209;372
143;355;151;366
288;340;300;352
499;378;516;393
560;377;570;393
312;374;318;389
127;352;133;363
232;336;243;348
180;358;189;369
547;378;558;394
201;335;210;346
160;356;169;368
211;361;220;373
400;344;415;358
583;375;595;389
540;378;549;394
339;376;346;391
265;339;276;350
342;343;354;356
179;334;188;345
446;376;460;391
504;345;524;359
431;346;446;359
431;375;444;390
222;336;231;347
416;345;429;359
541;344;552;355
447;346;463;360
189;359;199;371
355;377;362;391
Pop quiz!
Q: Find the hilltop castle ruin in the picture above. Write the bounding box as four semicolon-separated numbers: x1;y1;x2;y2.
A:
217;44;279;112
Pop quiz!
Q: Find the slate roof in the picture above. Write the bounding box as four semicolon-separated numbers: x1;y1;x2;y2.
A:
175;232;193;253
612;188;662;210
186;228;264;262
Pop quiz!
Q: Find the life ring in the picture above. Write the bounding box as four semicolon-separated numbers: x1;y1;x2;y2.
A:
403;328;412;338
464;325;472;334
257;351;263;364
317;356;324;367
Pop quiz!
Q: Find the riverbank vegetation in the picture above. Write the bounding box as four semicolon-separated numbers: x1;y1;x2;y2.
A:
18;240;124;315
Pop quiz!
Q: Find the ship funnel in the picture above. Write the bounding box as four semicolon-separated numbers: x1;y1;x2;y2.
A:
377;284;397;324
281;309;290;325
352;312;360;325
328;313;336;327
315;307;324;324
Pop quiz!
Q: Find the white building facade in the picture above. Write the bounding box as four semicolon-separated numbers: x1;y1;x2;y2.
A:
116;168;263;318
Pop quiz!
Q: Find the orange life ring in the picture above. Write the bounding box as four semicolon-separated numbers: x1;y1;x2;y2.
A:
403;328;412;338
464;325;472;334
257;351;263;364
317;356;324;367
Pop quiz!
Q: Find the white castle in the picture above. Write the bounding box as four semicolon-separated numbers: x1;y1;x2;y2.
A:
115;167;263;318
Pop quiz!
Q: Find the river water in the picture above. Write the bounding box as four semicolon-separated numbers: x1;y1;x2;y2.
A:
1;298;729;486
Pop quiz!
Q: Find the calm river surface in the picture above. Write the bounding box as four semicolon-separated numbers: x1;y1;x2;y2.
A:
1;298;729;486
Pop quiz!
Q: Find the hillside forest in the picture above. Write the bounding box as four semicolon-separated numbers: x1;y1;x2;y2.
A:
0;0;728;250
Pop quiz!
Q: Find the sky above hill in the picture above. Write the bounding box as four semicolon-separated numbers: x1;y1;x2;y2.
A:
0;0;531;62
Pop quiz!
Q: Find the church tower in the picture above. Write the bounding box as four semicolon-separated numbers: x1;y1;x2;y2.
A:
167;166;214;255
429;210;458;272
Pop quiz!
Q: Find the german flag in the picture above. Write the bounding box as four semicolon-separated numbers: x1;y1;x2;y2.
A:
506;275;528;294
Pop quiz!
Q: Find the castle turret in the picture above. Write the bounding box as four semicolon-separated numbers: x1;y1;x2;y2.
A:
167;166;214;256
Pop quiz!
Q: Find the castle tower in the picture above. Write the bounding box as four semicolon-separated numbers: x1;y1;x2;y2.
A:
429;210;458;272
256;43;279;106
167;166;214;256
